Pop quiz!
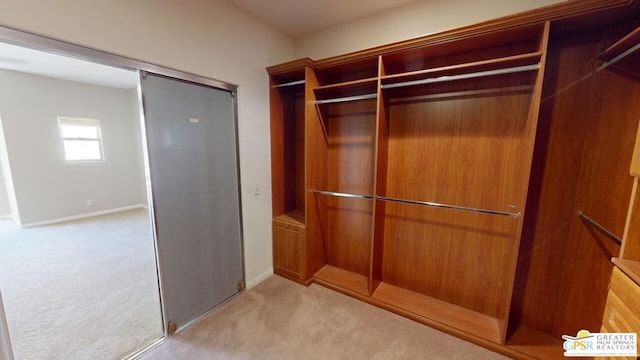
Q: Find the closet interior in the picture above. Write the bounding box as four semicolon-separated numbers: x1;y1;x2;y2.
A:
268;1;640;358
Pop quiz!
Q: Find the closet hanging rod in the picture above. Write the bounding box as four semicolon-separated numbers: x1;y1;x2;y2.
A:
376;195;521;218
602;42;640;69
380;64;540;90
272;80;305;88
313;190;374;199
315;93;377;105
577;211;622;244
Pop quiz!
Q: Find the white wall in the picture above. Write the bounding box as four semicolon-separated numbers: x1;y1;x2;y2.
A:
0;118;18;222
0;70;146;225
0;128;11;217
0;0;294;283
295;0;565;59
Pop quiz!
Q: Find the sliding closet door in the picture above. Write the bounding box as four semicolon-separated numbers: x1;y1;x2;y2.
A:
141;72;243;330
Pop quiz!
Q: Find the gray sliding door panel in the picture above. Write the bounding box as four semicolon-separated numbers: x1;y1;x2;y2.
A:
141;73;243;329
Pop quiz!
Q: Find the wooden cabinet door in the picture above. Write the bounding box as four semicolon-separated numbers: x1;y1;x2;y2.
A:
273;220;305;281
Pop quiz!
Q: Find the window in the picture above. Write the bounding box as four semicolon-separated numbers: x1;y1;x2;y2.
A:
58;117;104;162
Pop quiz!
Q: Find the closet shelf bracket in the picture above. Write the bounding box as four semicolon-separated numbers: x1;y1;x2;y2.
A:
577;211;622;244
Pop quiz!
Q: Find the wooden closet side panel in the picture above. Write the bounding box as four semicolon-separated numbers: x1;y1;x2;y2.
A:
294;95;306;212
270;82;287;217
511;31;601;334
323;100;376;276
553;23;640;337
305;67;328;277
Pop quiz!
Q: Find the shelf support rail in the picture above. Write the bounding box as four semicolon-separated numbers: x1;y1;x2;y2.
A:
312;190;520;218
377;195;521;218
314;93;377;105
272;79;305;88
577;211;622;244
602;43;640;69
381;64;540;90
313;190;374;199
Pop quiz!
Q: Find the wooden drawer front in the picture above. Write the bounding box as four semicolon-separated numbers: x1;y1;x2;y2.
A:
273;220;305;280
603;289;640;334
610;267;640;317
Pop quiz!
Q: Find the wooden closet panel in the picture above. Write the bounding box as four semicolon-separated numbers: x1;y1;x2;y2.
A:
269;83;288;217
622;179;640;261
381;202;517;317
305;67;328;278
294;95;305;211
371;61;389;292
325;99;377;195
322;197;373;276
512;31;600;334
384;75;534;212
553;58;640;337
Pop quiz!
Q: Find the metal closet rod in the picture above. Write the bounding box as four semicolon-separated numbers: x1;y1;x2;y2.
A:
313;190;374;199
272;79;305;88
312;190;520;218
577;211;622;244
377;196;521;218
380;64;540;90
315;93;377;105
603;42;640;69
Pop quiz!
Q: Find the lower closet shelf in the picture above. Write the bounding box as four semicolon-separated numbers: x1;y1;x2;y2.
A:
372;282;503;344
313;265;369;297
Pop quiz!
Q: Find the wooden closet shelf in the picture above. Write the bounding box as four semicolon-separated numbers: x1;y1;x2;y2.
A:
313;264;370;296
612;258;640;285
314;93;377;105
381;63;539;90
381;52;542;86
274;210;306;226
599;26;640;67
314;77;378;92
314;78;378;101
272;79;305;88
372;282;502;344
505;325;564;359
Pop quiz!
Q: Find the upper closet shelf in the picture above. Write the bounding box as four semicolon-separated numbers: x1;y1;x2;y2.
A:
599;26;640;68
381;52;542;90
314;77;379;103
314;93;377;105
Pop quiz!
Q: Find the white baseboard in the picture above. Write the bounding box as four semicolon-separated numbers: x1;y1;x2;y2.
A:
20;204;147;228
246;268;274;290
0;214;10;220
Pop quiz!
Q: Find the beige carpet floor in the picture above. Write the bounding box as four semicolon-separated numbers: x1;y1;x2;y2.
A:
142;275;508;360
0;209;163;359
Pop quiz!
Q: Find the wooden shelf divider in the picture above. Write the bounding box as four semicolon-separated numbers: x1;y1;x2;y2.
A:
313;265;370;297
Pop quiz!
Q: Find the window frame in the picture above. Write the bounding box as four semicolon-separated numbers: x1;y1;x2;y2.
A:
57;116;105;163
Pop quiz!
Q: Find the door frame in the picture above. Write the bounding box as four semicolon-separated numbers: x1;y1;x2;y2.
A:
0;24;245;354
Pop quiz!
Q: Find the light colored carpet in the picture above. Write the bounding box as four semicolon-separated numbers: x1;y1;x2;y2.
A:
0;209;163;360
142;275;508;360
